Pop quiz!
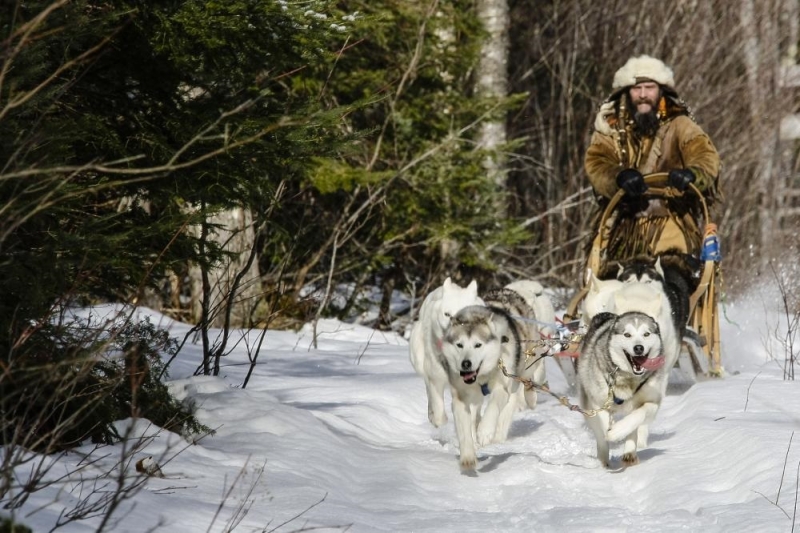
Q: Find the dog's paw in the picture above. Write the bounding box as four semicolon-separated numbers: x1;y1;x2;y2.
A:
621;452;640;467
459;454;478;471
428;410;447;427
524;390;538;410
477;426;495;447
607;425;627;443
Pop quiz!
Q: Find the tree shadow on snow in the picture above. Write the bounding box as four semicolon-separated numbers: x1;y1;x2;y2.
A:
477;452;514;474
666;379;695;395
508;419;544;439
647;431;676;443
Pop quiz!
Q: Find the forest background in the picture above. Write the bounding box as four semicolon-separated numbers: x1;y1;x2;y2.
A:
1;0;799;529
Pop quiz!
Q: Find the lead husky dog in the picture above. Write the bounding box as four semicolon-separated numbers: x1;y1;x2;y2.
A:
578;311;667;467
582;256;686;373
440;298;545;471
409;278;484;427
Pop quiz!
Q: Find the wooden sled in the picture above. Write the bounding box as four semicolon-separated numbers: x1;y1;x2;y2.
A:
563;172;723;386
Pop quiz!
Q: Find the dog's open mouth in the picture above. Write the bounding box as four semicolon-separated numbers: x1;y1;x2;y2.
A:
625;352;665;375
460;364;481;384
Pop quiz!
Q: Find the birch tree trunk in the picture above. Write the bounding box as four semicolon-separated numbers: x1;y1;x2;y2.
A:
476;0;510;211
189;207;262;328
740;0;784;268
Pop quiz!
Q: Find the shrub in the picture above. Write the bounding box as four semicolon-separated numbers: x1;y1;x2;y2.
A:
0;312;208;452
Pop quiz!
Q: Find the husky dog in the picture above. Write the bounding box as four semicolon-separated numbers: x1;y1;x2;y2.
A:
409;278;484;427
616;253;699;336
580;272;624;324
504;280;557;338
578;311;668;467
619;253;703;362
482;285;549;409
612;281;679;367
581;253;694;371
503;279;558;393
440;303;539;470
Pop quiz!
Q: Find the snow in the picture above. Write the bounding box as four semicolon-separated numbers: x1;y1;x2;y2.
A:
6;288;800;533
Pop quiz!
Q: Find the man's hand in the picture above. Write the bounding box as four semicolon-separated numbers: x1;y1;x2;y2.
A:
616;168;647;197
668;168;696;191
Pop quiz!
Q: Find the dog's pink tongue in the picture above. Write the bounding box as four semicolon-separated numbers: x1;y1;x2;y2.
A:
641;356;665;371
462;371;477;383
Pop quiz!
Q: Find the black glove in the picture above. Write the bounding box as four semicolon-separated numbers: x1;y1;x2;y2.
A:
616;168;647;197
668;168;696;191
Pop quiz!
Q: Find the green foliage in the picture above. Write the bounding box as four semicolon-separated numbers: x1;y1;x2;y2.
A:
309;159;392;193
280;0;530;305
2;0;528;343
0;517;32;533
1;0;359;327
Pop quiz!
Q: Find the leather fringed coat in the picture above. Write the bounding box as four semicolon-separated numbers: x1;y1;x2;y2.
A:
583;96;721;268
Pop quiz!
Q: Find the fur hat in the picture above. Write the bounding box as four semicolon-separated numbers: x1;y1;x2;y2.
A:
612;55;675;90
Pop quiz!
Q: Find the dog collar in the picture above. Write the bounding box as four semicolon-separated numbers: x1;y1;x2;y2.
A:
481;383;491;396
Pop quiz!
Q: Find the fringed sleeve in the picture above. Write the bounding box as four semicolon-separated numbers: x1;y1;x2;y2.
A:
584;132;623;199
674;117;721;200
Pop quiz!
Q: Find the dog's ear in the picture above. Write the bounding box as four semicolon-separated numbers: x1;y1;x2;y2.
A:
654;257;665;279
467;279;479;295
590;312;616;329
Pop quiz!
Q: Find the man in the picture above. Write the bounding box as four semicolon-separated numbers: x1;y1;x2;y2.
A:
584;55;721;263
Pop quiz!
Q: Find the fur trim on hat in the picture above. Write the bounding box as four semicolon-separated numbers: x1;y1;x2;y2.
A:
612;55;674;90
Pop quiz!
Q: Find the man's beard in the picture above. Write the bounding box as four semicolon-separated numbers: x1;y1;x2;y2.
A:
627;94;660;137
633;108;660;137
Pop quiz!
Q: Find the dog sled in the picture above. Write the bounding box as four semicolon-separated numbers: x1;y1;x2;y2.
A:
561;172;723;387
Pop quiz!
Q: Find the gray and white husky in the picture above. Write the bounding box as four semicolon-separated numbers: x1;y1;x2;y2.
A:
482;286;549;409
577;311;668;468
440;296;547;471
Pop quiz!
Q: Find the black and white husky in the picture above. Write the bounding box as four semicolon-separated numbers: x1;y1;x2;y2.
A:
439;287;548;471
577;311;668;468
616;254;696;338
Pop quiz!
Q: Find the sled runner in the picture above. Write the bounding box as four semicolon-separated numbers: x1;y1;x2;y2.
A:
563;172;723;385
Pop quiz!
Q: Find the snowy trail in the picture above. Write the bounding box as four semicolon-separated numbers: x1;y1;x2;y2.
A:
16;305;800;533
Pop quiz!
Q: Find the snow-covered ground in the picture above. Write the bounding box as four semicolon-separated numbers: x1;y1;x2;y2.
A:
7;286;800;533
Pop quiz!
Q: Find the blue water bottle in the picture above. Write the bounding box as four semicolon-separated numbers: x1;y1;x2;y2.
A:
700;225;721;262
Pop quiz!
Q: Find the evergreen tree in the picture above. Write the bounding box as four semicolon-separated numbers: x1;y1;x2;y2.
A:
283;0;529;324
0;0;361;445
